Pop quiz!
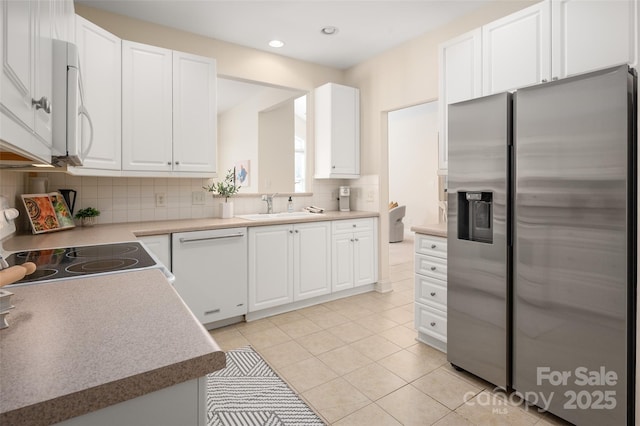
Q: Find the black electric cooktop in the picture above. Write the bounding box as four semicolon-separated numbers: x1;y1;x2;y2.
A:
4;242;158;286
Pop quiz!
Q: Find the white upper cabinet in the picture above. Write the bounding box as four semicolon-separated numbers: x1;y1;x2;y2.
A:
314;82;360;179
52;0;75;43
122;41;217;173
0;0;54;163
438;29;482;171
551;0;637;79
482;1;551;94
122;41;173;172
172;51;217;173
75;15;121;170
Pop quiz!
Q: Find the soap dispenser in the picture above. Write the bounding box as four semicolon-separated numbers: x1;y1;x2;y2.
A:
287;197;294;213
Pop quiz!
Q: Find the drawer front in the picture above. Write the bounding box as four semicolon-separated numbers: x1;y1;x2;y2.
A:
415;304;447;342
415;234;447;259
415;254;447;281
333;218;374;234
415;275;447;310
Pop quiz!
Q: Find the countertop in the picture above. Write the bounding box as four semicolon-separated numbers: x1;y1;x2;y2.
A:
3;210;379;251
0;210;377;425
0;269;225;426
411;222;448;238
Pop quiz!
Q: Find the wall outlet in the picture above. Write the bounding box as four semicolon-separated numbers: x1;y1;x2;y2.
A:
366;189;375;202
192;191;205;205
155;193;167;207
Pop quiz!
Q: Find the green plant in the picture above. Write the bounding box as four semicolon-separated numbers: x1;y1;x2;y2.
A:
75;207;100;219
203;168;241;202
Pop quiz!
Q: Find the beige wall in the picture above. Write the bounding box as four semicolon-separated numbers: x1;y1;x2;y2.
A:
344;0;537;289
75;4;344;91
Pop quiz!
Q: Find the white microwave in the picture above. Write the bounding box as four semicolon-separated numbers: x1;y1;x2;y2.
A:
52;40;93;166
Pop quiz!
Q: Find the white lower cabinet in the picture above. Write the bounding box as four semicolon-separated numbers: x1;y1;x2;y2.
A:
414;233;447;352
137;234;171;271
248;222;331;312
331;218;377;292
172;228;247;325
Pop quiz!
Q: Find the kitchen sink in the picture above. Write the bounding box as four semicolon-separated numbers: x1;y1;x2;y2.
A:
236;212;324;221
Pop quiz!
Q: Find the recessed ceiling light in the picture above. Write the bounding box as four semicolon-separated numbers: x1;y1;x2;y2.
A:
321;26;339;36
269;40;285;48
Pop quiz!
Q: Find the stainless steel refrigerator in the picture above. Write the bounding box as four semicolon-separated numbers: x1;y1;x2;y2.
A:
447;65;636;426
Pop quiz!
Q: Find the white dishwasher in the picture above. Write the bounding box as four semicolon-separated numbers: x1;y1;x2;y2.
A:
172;227;247;326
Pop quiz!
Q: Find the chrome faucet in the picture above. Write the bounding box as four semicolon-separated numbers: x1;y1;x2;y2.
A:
261;193;277;214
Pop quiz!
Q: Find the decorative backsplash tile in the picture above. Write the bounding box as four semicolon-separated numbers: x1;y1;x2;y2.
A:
0;171;378;229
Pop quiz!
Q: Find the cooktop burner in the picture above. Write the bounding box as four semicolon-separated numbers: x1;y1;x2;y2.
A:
4;242;157;286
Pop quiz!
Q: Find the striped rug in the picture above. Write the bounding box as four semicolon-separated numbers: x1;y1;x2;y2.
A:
207;346;325;426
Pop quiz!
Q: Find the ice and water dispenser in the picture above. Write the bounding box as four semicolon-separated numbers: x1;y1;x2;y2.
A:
457;191;493;244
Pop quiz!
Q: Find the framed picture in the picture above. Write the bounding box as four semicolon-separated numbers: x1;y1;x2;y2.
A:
235;160;250;187
21;192;75;234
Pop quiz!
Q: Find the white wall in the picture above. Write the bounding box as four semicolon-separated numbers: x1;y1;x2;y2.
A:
388;101;439;229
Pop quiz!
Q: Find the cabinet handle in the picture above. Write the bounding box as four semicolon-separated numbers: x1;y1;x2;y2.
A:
175;161;180;165
205;308;221;315
32;96;51;114
430;266;436;271
295;229;299;233
332;165;336;169
355;238;359;242
431;244;436;249
352;224;356;228
350;238;354;242
179;233;244;243
430;322;436;327
541;79;548;83
289;230;294;234
552;77;558;81
430;292;436;297
167;161;172;165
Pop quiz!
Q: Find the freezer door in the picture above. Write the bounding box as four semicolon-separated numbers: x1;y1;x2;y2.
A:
514;65;633;425
447;92;511;389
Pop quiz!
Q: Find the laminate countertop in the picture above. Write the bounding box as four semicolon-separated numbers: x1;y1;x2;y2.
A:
0;210;378;425
3;210;379;251
0;269;225;426
411;223;448;238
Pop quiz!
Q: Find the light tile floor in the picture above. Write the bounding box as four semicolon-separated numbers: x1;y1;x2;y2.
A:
210;235;572;425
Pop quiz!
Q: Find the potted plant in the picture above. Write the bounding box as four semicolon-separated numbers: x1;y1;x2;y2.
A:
75;207;100;227
203;168;241;218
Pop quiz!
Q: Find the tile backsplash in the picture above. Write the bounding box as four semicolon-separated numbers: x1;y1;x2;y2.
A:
0;170;379;230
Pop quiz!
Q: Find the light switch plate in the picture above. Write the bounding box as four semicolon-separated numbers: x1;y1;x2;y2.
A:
155;193;167;208
192;191;205;205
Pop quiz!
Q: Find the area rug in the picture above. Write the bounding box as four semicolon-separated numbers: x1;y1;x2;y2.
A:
207;346;325;426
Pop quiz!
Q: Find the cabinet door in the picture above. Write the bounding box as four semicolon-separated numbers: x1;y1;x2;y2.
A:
294;222;331;301
172;51;217;173
332;233;354;292
552;0;637;79
314;83;360;178
482;0;551;94
33;0;53;146
122;41;173;171
52;0;74;43
248;225;293;311
438;29;482;172
353;230;376;287
75;16;121;170
138;234;171;271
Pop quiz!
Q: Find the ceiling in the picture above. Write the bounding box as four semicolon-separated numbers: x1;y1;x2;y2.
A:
76;0;492;69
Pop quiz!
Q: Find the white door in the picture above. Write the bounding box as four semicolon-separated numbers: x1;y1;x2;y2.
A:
552;0;637;79
332;233;354;292
294;222;331;301
354;230;376;287
248;225;293;311
438;29;482;172
122;40;173;171
172;51;217;173
75;16;121;170
482;0;551;94
330;84;359;176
